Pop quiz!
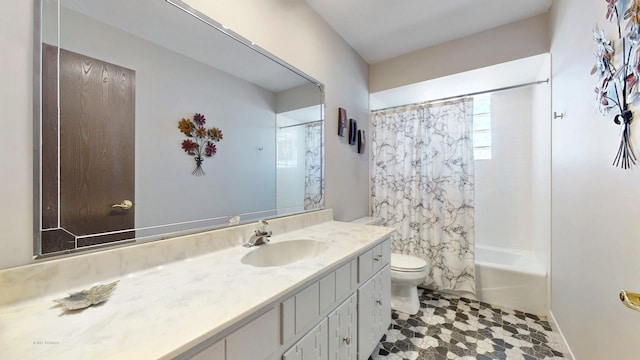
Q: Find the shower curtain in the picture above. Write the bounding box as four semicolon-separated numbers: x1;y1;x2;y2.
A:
370;98;476;293
304;122;324;210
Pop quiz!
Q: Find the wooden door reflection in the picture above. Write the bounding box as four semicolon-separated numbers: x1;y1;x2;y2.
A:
42;44;135;252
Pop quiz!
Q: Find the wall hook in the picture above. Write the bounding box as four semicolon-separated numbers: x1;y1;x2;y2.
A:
553;112;565;119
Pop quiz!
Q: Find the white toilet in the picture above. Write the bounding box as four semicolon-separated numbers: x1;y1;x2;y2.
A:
351;217;429;315
390;253;428;315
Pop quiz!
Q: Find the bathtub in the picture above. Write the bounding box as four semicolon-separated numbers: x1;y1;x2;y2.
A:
473;245;547;315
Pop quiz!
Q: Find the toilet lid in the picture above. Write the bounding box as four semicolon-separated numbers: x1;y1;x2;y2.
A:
391;253;427;272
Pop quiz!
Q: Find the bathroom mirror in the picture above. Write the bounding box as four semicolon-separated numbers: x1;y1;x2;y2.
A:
34;0;325;256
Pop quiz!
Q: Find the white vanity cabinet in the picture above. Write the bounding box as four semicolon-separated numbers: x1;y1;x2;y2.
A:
181;237;391;360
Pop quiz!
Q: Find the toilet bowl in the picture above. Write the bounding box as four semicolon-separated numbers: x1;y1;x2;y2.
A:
350;217;428;315
390;253;428;315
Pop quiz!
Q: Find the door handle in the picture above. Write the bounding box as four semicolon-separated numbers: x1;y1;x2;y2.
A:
619;290;640;311
112;200;133;210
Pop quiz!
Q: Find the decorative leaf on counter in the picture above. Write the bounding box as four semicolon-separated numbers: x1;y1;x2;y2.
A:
53;281;119;311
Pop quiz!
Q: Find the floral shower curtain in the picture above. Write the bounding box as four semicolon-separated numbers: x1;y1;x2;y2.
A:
304;122;324;210
370;98;476;293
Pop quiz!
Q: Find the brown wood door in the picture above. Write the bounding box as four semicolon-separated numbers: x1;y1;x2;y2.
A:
56;47;135;247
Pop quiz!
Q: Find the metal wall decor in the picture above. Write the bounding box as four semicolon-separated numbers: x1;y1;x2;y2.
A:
338;107;365;154
357;129;366;154
592;0;640;169
338;108;347;136
178;113;223;176
348;119;357;145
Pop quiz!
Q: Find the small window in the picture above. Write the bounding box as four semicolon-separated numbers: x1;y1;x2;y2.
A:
276;128;298;168
473;95;491;160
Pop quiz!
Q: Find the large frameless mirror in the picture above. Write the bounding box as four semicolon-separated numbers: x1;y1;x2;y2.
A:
34;0;325;256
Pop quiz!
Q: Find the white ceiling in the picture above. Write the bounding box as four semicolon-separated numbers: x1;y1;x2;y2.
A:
304;0;553;64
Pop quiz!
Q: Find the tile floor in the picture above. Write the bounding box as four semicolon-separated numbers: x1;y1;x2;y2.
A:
370;289;567;360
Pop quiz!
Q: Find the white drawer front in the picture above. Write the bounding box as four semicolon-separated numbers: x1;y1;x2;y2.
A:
226;309;277;360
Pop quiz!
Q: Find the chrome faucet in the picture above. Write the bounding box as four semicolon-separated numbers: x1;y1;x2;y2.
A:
244;220;272;247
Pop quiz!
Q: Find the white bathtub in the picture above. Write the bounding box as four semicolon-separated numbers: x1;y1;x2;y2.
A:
474;245;547;315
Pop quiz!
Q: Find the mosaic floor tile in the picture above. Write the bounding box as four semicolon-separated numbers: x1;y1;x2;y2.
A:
370;289;567;360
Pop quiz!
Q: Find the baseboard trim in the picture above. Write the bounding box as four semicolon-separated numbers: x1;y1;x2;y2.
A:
547;310;576;360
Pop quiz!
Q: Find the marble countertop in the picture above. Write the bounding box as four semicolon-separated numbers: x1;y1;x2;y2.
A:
0;221;394;359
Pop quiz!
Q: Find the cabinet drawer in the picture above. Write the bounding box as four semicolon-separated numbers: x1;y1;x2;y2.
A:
335;260;357;301
226;309;278;360
358;248;374;284
188;339;224;360
283;259;359;345
281;279;323;344
381;238;391;265
319;272;336;314
358;238;391;283
295;282;320;333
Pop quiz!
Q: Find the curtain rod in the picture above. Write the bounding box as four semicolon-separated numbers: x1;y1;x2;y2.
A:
371;78;550;113
278;119;323;129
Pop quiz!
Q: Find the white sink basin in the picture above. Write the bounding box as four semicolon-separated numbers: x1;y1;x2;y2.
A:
241;239;328;267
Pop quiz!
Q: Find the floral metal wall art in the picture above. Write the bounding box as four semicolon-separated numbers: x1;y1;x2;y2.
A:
178;113;223;176
592;0;640;169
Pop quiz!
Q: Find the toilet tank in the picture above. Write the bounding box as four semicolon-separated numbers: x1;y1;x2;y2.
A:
350;217;382;226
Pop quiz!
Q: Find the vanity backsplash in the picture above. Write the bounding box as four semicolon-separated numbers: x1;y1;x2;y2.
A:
0;209;333;306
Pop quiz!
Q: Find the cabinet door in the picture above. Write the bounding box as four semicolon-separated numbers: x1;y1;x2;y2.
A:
283;319;328;360
374;266;391;343
328;294;357;360
357;274;376;360
357;266;391;360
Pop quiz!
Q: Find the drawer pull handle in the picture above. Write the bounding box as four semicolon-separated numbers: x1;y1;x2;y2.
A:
373;255;382;261
343;337;351;345
376;299;382;305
